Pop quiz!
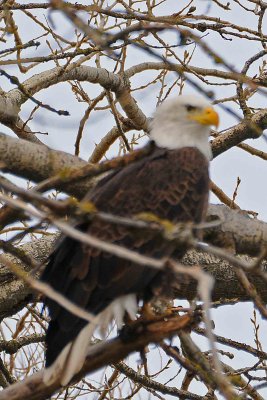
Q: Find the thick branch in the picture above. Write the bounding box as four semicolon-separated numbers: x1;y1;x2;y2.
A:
178;250;267;302
0;119;266;201
211;110;267;158
0;236;54;321
8;65;149;131
0;93;20;125
1;205;267;323
0;313;198;400
0;132;90;198
9;66;125;105
125;61;237;81
2;63;266;153
206;204;267;257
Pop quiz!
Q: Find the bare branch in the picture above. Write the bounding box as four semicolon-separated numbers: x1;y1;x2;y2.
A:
0;313;198;400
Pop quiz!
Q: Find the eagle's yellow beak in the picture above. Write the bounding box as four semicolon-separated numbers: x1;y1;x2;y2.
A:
189;107;219;128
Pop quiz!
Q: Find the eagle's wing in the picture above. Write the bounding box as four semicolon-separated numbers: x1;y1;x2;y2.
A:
42;146;209;371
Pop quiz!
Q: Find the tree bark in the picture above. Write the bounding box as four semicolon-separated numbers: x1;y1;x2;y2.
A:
1;204;267;323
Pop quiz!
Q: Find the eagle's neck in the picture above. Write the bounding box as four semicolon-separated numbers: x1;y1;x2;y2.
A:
150;122;212;160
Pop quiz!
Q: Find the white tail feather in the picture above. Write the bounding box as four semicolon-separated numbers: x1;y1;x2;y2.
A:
43;294;138;386
43;342;72;385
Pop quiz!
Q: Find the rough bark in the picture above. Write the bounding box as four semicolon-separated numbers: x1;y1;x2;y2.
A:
1;129;267;202
206;204;267;257
1;204;267;322
0;132;89;198
0;236;54;320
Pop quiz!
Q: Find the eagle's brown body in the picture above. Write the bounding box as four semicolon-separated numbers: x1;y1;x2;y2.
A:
42;142;209;367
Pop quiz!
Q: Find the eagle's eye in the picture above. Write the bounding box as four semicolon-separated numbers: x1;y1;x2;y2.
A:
185;104;198;112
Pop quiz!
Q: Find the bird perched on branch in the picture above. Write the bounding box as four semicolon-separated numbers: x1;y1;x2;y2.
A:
41;94;219;385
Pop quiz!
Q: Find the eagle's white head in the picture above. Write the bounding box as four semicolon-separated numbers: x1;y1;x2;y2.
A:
150;95;219;160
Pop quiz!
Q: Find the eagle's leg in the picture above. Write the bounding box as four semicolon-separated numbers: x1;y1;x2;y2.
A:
123;300;156;324
140;301;156;320
150;298;175;316
140;299;176;320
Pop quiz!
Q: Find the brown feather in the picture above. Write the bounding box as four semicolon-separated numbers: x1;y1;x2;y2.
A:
41;143;209;366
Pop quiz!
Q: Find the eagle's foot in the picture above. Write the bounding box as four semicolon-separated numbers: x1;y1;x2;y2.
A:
140;302;156;321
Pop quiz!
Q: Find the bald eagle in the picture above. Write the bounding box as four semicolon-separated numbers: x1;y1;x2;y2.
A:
41;95;219;384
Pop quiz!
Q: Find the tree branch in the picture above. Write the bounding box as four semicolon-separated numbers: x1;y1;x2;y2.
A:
1;202;267;323
0;313;198;400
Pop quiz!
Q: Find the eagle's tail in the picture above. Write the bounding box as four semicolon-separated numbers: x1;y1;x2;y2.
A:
43;294;138;386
